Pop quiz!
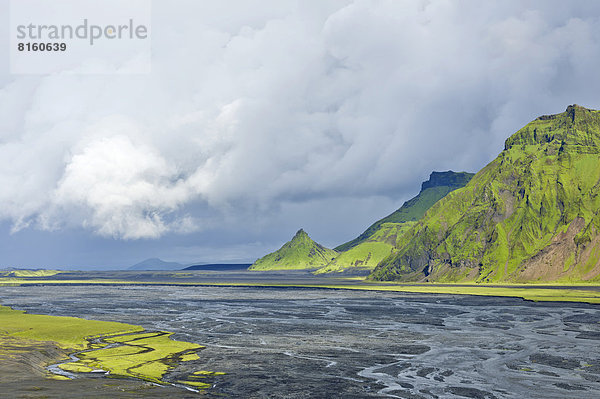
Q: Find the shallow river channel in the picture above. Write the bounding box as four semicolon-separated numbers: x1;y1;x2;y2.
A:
1;285;600;398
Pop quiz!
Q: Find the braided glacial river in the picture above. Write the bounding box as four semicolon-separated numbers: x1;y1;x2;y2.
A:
1;285;600;398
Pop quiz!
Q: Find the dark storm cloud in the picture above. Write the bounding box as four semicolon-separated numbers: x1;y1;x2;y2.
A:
1;0;600;265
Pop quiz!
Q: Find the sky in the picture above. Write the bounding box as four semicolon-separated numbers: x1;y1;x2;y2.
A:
1;0;600;269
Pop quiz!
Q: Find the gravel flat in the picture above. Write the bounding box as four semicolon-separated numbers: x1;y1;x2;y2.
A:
1;285;599;398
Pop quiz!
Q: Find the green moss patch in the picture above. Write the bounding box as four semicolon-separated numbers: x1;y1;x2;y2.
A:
0;305;143;350
0;305;222;392
78;331;204;383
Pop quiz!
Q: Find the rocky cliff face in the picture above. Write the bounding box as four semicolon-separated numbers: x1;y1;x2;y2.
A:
371;105;600;283
420;171;474;192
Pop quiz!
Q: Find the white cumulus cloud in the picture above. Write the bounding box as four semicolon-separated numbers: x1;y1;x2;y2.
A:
0;0;600;240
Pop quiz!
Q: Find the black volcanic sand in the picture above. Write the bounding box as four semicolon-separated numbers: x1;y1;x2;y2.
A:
14;269;600;292
0;335;200;399
1;286;600;398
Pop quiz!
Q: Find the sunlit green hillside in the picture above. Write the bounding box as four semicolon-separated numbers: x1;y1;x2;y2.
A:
372;105;600;283
249;229;338;270
318;171;473;274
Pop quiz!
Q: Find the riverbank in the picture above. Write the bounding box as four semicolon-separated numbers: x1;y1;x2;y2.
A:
1;269;600;304
0;305;222;396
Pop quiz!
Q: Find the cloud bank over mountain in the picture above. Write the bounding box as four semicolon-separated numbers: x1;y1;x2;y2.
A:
1;0;600;244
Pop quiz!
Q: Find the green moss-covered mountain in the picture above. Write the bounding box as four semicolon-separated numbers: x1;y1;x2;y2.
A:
335;171;474;252
249;229;338;270
317;171;473;274
371;104;600;283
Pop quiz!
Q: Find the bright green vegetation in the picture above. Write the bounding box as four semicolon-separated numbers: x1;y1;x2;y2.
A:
181;353;200;361
58;362;97;373
0;269;63;278
231;282;599;304
177;371;227;389
1;277;599;304
177;380;211;388
48;374;71;380
249;229;338;270
335;171;474;252
0;278;145;286
316;222;415;273
0;305;218;391
193;370;226;376
372;105;600;283
320;171;473;274
338;284;600;304
0;305;143;350
72;331;204;383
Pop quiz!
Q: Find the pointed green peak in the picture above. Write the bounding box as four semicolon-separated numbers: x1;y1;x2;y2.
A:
294;228;308;238
290;228;311;244
249;228;337;270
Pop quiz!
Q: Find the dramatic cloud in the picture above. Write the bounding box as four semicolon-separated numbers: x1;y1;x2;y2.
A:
1;0;600;246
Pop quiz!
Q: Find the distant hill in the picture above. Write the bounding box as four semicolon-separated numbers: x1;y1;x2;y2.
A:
371;105;600;283
128;258;184;271
249;229;338;270
184;264;251;271
317;171;473;274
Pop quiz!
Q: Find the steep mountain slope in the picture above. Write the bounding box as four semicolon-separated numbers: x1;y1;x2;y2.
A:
317;172;473;274
249;229;338;270
371;105;600;283
335;171;474;252
316;222;415;273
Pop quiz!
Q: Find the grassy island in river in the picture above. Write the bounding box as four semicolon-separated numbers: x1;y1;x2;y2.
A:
0;304;222;391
